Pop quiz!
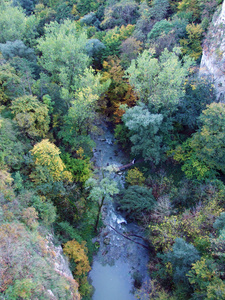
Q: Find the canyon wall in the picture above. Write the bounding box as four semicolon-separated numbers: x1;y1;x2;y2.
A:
200;1;225;101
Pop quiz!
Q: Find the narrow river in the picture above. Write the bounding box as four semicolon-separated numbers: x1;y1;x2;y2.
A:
89;120;150;300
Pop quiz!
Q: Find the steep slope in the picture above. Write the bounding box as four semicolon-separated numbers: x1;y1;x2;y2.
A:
200;1;225;101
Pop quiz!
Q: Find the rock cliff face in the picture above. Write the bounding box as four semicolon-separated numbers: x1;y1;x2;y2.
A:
46;234;81;300
47;234;74;279
200;1;225;101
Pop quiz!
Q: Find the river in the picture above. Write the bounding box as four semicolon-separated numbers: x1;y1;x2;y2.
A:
89;120;150;300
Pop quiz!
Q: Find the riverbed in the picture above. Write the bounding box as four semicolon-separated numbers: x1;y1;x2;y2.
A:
89;120;150;300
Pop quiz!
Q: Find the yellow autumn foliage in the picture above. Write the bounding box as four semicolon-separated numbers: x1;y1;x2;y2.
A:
30;139;73;183
63;240;91;276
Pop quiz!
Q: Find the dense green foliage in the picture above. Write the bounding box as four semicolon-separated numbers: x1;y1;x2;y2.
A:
0;0;224;298
119;185;156;220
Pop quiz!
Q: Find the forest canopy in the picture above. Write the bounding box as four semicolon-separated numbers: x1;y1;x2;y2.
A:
0;0;224;299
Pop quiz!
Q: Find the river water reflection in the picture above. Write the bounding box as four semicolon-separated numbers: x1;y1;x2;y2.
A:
89;120;150;299
90;260;136;300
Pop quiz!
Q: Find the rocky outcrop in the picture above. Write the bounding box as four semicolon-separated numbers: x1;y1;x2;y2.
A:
46;234;81;300
200;1;225;101
47;234;74;279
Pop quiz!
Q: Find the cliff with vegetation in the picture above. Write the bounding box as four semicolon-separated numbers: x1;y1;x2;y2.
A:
200;1;225;101
0;170;80;300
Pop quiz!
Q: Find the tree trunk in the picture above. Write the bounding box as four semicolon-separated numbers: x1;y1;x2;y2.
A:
95;196;105;232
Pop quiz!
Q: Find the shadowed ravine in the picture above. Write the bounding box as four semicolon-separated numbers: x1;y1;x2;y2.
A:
89;119;150;300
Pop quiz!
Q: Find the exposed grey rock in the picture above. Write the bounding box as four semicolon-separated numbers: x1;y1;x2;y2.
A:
200;1;225;101
47;290;57;300
46;234;73;279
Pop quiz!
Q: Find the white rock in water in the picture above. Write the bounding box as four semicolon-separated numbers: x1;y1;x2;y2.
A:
116;216;127;225
106;138;113;145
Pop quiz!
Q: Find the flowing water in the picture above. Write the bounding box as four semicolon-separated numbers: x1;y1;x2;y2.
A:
89;120;150;300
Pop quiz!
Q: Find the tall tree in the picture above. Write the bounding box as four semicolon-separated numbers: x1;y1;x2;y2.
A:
85;175;119;231
122;104;165;163
126;47;194;116
0;1;38;45
37;20;89;104
0;1;27;43
58;68;109;152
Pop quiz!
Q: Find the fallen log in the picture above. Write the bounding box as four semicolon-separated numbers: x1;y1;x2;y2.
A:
108;224;150;250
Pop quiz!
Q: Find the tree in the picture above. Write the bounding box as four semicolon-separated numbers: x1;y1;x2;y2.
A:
150;0;169;21
59;68;109;152
119;185;156;220
100;56;137;122
133;1;154;41
101;1;139;29
177;0;201;22
85;38;105;66
63;239;92;298
0;1;27;43
120;37;142;68
63;240;91;276
188;257;225;299
34;3;56;36
10;95;50;138
162;238;200;288
0;169;15;200
13;0;35;15
175;77;216;130
213;212;225;233
0;40;35;61
11;57;36;95
80;12;100;27
193;102;225;172
61;151;92;185
148;20;174;40
54;1;75;23
21;207;39;229
114;123;132;150
76;0;100;16
122;48;194;163
122;104;165;163
37;20;89;103
126;47;194;116
101;25;135;59
0;116;25;169
85;175;119;231
171;138;216;180
126;167;145;186
173;103;225;179
30;139;73;183
180;23;203;61
0;59;22;104
0;1;38;44
149;197;222;252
